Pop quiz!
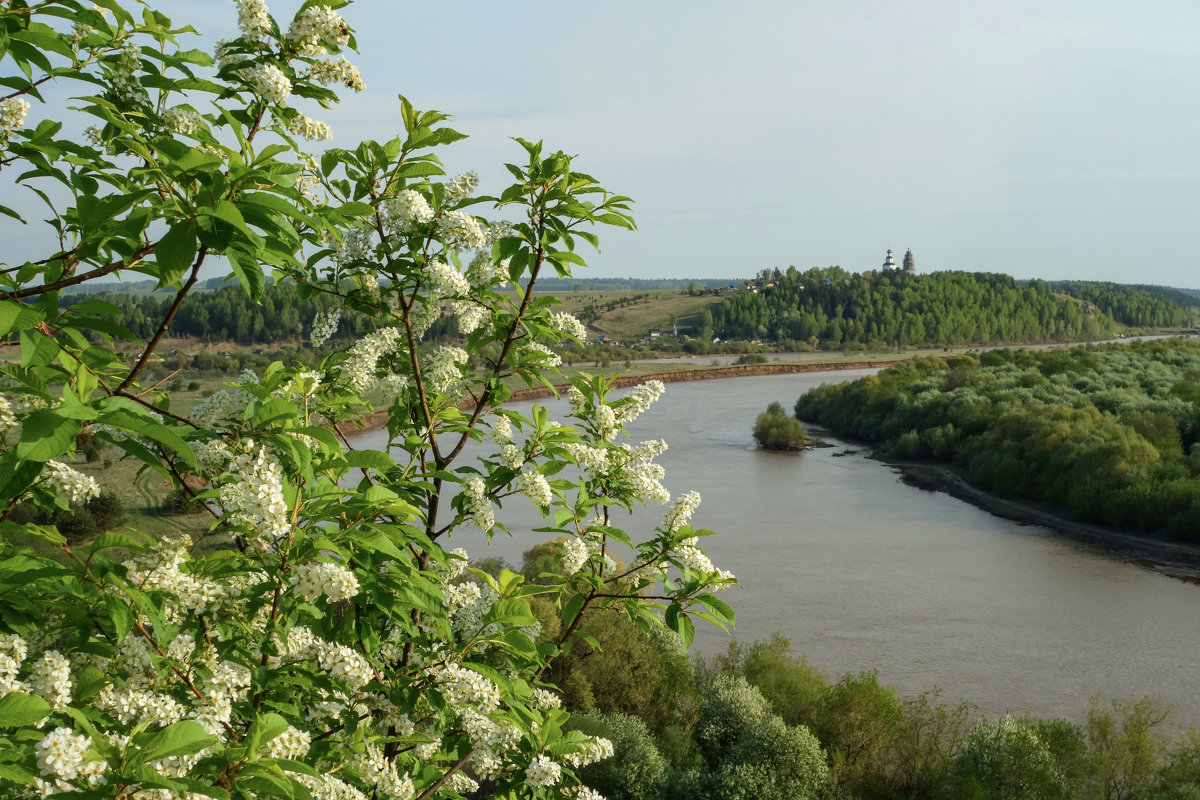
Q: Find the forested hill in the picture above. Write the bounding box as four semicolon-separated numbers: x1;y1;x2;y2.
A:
712;268;1198;347
1046;281;1198;327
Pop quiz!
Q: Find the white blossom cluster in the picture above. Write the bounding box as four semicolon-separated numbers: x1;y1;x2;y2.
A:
430;546;470;582
563;442;610;476
530;687;562;709
122;535;236;618
562;788;607;800
456;302;490;335
559;537;591;575
383;190;434;236
288;113;333;141
235;0;271;41
285;4;349;56
189;373;256;430
163;106;202;135
360;272;380;301
108;43;145;103
432;662;500;711
262;725;312;759
448;579;499;643
423;345;468;395
672;537;735;587
562;736;615;768
292;771;370;800
286;626;374;690
304;56;365;92
461;475;495;532
289;561;360;603
460;707;522;780
218;441;292;542
0;97;30;141
616;440;671;504
591;404;617;441
0;633;28;695
524;754;561;788
29;650;72;709
245;62;292;103
42;460;100;505
664;490;701;533
616;380;666;424
427;260;470;297
349;743;415;800
443;171;478;205
551;311;588;342
437;210;488;250
524;341;562;368
331;228;370;264
490;414;514;446
35;727;100;784
518;463;552;508
342;327;403;394
311;307;341;346
467;251;510;288
0;394;16;436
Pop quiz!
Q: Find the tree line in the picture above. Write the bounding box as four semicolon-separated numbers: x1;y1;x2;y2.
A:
795;338;1200;540
481;543;1200;800
712;267;1198;347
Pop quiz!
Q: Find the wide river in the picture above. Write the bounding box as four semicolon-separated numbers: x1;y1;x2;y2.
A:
352;369;1200;729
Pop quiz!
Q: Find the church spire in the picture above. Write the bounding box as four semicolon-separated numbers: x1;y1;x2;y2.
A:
903;248;915;274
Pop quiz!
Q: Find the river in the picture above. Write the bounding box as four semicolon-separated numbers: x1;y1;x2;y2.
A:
350;369;1200;729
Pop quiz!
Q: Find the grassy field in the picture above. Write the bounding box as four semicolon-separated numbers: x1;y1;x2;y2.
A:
536;289;724;342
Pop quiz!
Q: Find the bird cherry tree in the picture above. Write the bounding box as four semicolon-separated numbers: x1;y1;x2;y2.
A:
0;1;734;798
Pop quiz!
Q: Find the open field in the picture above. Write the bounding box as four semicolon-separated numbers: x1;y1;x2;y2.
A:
537;289;724;342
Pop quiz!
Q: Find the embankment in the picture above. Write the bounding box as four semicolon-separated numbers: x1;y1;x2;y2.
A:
338;359;894;435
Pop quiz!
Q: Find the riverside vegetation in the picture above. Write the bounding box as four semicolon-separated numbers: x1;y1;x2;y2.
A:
796;338;1200;541
0;2;736;798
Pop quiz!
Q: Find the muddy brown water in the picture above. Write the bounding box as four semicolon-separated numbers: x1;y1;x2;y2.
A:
350;369;1200;728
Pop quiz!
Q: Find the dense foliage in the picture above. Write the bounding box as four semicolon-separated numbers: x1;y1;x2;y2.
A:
796;338;1200;540
712;267;1197;347
1047;281;1198;329
528;574;1200;800
752;402;808;451
0;2;736;799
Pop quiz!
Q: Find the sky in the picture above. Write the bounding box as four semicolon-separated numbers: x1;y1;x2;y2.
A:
10;1;1200;286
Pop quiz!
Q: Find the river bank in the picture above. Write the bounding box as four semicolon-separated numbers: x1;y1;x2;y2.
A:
891;461;1200;582
336;358;899;435
336;354;1200;585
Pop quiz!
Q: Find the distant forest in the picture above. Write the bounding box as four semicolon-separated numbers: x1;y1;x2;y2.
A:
61;269;1200;348
711;267;1198;347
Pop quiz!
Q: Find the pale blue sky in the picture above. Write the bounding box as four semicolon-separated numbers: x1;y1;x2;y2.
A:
11;1;1200;286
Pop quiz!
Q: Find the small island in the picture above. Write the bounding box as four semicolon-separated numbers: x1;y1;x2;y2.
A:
753;402;822;451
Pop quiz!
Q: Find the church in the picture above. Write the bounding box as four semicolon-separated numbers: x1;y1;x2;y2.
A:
881;248;916;275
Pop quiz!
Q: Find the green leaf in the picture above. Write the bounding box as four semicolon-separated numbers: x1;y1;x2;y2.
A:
95;406;197;469
696;592;735;626
16;411;81;462
244;712;290;755
562;593;587;628
136;720;219;763
0;301;42;337
157;222;198;281
226;244;266;300
0;692;51;727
